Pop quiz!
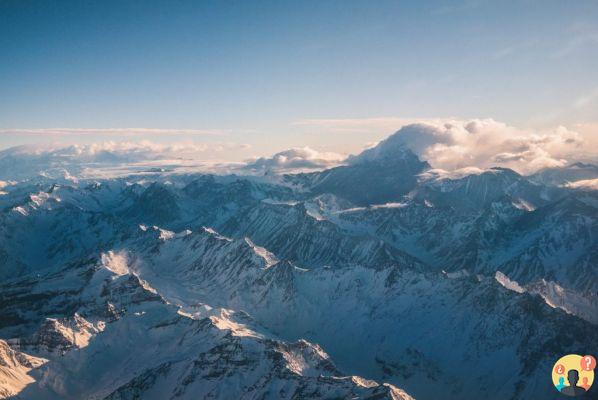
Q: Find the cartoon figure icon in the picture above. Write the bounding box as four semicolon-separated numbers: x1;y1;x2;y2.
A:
561;369;586;396
556;376;566;391
552;354;595;397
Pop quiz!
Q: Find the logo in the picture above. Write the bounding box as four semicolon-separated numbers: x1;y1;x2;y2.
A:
552;354;596;397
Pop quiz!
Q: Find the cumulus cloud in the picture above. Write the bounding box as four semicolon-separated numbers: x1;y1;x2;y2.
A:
244;147;345;173
0;141;253;163
351;119;594;174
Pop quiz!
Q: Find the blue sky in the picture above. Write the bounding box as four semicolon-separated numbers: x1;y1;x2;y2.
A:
1;0;597;159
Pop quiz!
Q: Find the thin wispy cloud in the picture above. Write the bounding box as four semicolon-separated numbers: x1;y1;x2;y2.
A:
0;128;229;136
573;87;598;109
552;28;598;59
293;117;435;134
430;0;485;16
490;38;539;60
528;85;598;126
0;140;251;159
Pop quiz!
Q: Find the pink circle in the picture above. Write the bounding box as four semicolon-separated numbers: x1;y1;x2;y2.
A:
581;355;596;371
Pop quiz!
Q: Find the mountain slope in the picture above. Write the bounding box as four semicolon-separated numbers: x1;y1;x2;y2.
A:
285;141;429;206
1;138;597;400
91;225;597;400
0;252;412;400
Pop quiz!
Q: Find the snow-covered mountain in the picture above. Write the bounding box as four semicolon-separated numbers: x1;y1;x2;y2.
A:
1;131;597;399
284;135;429;206
530;162;598;187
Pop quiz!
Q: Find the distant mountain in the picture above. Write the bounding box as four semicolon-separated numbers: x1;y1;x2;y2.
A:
0;144;162;182
529;162;598;186
414;167;561;211
285;134;430;206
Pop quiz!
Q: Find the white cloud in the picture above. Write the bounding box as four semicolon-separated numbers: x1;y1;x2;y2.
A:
418;167;488;181
1;141;252;162
573;87;598;110
552;31;598;58
2;142;200;163
2;119;596;179
566;178;598;191
0;141;254;180
347;119;595;174
244;147;345;173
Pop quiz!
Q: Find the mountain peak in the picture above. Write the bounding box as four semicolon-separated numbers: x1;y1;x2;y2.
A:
347;125;431;168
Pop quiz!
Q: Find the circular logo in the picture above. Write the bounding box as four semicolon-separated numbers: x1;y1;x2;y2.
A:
552;354;595;397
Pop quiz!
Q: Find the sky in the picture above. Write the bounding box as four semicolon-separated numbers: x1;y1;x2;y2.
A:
1;0;597;164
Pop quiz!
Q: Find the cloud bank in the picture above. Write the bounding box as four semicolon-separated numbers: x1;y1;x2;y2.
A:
244;147;344;173
0;141;251;163
348;119;595;175
1;119;596;180
0;141;253;180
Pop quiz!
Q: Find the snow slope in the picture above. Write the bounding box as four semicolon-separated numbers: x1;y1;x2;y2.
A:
1;140;597;400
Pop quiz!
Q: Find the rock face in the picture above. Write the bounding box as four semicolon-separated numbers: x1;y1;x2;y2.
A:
0;340;47;399
0;139;597;400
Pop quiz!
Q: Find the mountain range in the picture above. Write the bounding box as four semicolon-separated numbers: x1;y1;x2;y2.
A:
1;126;597;399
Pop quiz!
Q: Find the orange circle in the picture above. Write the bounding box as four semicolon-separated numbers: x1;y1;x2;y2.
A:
555;364;565;375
